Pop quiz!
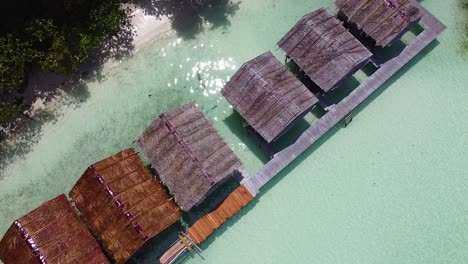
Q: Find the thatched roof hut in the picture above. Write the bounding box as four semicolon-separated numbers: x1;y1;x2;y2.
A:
137;102;243;212
0;194;109;264
221;51;318;143
278;8;372;92
69;149;181;264
336;0;422;47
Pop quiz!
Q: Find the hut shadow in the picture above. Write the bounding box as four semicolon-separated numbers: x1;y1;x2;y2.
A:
328;76;361;103
274;118;313;151
223;112;270;164
128;225;181;264
183;177;241;226
353;38;441;118
310;105;327;120
131;0;241;39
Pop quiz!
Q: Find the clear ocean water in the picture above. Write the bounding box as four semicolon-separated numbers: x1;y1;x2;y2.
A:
1;0;467;263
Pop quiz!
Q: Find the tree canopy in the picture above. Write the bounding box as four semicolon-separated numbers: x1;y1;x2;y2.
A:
0;0;127;125
0;0;229;126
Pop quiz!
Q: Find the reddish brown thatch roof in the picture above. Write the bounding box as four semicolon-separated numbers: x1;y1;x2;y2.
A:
221;51;318;143
137;102;243;212
278;8;372;92
69;149;181;264
0;194;108;264
336;0;421;47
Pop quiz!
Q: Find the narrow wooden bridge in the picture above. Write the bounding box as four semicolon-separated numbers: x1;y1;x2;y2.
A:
160;185;253;264
160;1;445;263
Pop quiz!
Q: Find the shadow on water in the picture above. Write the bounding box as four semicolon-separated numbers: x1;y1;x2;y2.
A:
183;177;241;226
274;118;312;151
128;225;182;264
353;39;441;118
131;0;241;39
223;111;270;164
0;81;91;178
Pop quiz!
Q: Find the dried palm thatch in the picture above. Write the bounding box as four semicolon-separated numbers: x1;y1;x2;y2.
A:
0;194;108;264
278;8;372;92
336;0;421;47
137;102;243;212
69;149;181;264
221;51;319;143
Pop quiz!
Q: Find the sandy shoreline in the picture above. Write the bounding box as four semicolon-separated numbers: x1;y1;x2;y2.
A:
23;7;173;120
130;8;172;53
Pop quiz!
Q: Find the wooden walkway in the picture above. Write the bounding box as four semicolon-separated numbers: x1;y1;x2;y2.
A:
242;1;446;196
187;185;254;244
160;185;254;264
159;2;445;263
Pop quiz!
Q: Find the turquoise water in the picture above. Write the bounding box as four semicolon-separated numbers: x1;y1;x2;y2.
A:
1;0;468;263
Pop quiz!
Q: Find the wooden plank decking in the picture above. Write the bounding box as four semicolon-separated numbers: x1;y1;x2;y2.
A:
159;185;253;264
242;1;446;196
186;185;254;244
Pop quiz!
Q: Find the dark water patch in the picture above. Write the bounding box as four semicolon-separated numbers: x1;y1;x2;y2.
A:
223;112;270;164
0;81;92;178
182;177;240;226
274;117;312;151
128;225;181;264
0;113;57;178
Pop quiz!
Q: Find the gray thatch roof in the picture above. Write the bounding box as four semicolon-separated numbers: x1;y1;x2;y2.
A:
221;52;318;143
336;0;421;47
277;8;372;92
137;102;243;211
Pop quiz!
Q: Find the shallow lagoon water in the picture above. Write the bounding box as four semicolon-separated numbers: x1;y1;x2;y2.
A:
1;0;467;263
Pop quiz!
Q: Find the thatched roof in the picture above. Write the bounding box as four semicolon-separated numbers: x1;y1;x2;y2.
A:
336;0;422;47
221;52;318;143
70;149;181;264
137;102;243;212
278;8;372;92
0;194;109;264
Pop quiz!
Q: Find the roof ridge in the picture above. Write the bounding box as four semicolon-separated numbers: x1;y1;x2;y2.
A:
247;63;295;118
158;113;215;186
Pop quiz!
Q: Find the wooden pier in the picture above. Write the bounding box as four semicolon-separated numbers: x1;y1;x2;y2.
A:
159;1;445;263
160;185;254;264
242;1;446;196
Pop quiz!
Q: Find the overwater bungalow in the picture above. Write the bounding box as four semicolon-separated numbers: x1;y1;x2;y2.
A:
0;195;109;264
137;102;243;212
69;149;181;264
221;51;319;143
278;8;372;92
336;0;422;47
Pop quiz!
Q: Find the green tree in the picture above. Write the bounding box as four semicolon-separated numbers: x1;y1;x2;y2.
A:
0;0;128;125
